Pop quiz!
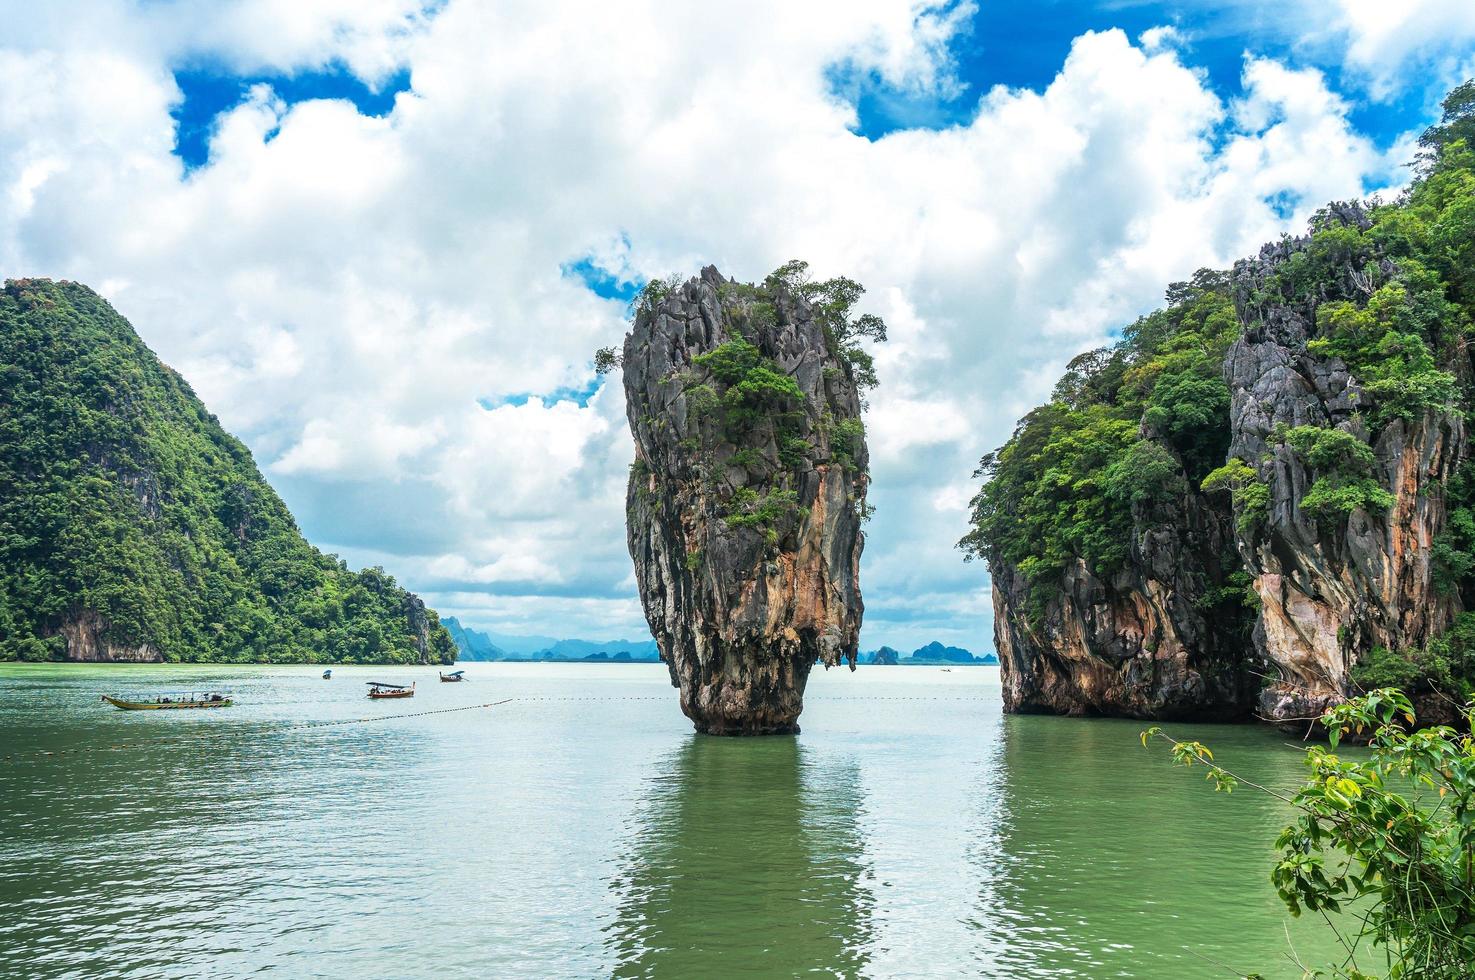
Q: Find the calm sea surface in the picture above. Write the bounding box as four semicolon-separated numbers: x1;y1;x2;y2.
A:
0;662;1349;978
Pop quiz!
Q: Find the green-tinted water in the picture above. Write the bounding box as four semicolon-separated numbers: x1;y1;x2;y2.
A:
0;663;1348;977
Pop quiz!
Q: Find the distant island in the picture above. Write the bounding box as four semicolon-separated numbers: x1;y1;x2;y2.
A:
444;618;661;662
444;618;998;666
862;642;999;666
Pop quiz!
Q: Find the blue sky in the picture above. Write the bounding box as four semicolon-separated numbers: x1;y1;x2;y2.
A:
165;3;1444;173
6;0;1475;650
846;1;1432;147
171;66;410;170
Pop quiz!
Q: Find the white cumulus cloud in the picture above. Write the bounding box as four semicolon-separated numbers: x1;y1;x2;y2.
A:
0;0;1457;648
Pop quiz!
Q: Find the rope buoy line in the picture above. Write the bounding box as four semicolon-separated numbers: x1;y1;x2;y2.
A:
2;694;987;763
505;696;984;702
2;698;516;764
258;697;518;734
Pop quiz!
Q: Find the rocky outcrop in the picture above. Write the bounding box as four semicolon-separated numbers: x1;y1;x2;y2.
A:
984;202;1468;725
54;609;160;662
992;470;1257;720
621;266;869;735
402;592;439;665
1228;209;1465;723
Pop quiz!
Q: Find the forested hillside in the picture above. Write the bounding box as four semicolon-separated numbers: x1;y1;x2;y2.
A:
962;82;1475;722
0;279;455;664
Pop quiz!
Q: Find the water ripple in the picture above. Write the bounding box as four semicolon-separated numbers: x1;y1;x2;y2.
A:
0;662;1348;978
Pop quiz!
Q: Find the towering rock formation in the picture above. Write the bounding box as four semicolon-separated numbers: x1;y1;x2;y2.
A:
967;175;1475;725
619;266;872;734
1227;207;1466;723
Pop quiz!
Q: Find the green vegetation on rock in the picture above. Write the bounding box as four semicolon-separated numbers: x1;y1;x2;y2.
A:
1352;617;1475;704
692;337;804;430
962;80;1475;692
1283;424;1397;519
1200;458;1269;534
0;279;455;664
958;268;1238;611
657;261;886;540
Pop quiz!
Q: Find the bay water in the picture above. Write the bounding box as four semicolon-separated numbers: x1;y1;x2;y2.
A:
0;662;1348;977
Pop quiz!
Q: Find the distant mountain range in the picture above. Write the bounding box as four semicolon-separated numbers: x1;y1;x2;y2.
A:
443;617;661;662
444;618;998;666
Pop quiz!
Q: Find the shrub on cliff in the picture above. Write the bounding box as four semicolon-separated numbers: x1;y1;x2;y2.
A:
958;269;1237;612
1146;690;1475;979
1201;458;1269;534
1309;277;1460;426
1282;425;1397;520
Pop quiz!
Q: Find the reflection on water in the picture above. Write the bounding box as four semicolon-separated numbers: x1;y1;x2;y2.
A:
968;714;1347;979
606;736;873;977
0;663;1356;978
0;671;442;979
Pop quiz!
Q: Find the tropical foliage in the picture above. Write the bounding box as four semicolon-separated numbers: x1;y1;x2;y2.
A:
0;279;455;664
1283;425;1398;520
957;268;1239;611
1146;690;1475;979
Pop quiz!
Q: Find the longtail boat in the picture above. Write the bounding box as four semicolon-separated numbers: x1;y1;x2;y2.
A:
367;681;415;699
439;670;467;683
102;692;232;711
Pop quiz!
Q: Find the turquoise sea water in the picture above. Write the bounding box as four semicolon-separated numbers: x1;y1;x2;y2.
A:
0;662;1348;978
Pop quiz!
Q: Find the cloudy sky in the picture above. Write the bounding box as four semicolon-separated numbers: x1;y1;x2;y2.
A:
3;1;1474;651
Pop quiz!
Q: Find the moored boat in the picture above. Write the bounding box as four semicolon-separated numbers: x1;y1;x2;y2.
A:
102;692;232;711
323;669;333;679
367;681;415;699
439;670;467;682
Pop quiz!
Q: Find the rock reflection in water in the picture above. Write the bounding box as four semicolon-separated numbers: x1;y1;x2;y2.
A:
605;735;873;977
964;714;1351;979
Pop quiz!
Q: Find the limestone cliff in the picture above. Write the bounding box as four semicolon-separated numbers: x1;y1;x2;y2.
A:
620;265;872;734
967;163;1475;724
990;479;1257;720
1227;207;1466;724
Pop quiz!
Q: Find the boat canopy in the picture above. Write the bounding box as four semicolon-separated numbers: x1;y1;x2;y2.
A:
446;670;465;676
366;681;410;689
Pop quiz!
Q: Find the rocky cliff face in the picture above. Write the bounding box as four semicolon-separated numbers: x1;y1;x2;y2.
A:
57;609;160;662
991;464;1257;720
1228;208;1466;724
621;266;869;735
976;192;1472;725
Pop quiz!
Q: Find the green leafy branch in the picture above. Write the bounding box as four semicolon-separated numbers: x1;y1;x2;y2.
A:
1145;689;1475;979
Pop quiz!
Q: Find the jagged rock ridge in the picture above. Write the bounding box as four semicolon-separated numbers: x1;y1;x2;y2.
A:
621;266;871;734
